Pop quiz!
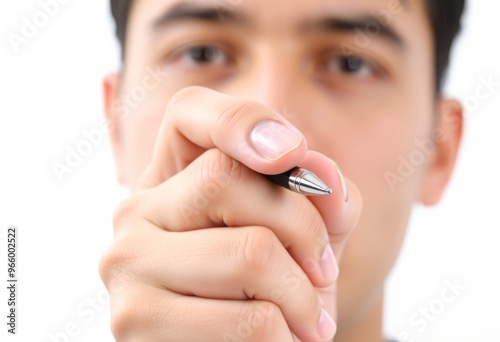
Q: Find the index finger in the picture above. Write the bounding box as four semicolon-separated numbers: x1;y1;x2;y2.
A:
137;86;307;191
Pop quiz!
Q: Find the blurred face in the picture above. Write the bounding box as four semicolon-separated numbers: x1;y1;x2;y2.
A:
105;0;461;338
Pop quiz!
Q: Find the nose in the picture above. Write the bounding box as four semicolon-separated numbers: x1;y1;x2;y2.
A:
223;42;301;116
218;41;330;146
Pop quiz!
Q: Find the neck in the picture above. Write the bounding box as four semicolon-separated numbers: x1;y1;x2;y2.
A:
335;293;385;342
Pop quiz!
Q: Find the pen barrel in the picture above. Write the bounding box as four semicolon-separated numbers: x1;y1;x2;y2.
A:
264;167;298;190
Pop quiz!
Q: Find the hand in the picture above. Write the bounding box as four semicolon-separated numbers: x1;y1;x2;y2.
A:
99;86;362;341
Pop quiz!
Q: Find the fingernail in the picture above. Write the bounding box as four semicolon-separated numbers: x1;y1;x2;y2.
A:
250;120;302;160
317;307;336;340
320;244;338;283
336;167;349;203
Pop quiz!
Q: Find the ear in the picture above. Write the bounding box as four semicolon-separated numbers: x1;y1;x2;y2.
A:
420;98;463;205
103;73;127;185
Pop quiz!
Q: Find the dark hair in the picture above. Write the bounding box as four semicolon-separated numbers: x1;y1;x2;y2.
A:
424;0;466;91
110;0;133;61
110;0;465;92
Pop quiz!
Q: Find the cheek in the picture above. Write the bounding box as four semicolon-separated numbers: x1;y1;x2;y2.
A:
122;111;160;186
120;84;177;186
118;65;236;188
300;94;434;324
304;94;434;200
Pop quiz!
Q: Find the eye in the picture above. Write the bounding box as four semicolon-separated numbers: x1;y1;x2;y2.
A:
326;55;375;77
179;45;229;66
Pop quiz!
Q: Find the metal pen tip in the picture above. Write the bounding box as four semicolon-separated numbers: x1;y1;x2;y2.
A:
289;168;333;196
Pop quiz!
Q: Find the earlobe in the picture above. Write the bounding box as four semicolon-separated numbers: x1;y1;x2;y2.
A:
103;73;127;185
420;98;463;205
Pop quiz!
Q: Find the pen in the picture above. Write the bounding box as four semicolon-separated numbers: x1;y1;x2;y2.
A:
265;167;332;196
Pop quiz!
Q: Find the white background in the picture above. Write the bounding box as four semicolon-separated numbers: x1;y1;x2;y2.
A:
0;0;498;341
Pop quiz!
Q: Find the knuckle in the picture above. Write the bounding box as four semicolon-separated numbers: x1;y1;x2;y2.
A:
238;227;280;275
168;86;205;112
257;303;286;339
98;246;115;284
111;289;178;341
98;238;137;287
110;294;141;340
215;100;262;139
237;302;285;340
294;206;326;258
112;197;141;231
302;287;321;316
198;149;243;190
137;164;163;191
111;305;132;339
193;149;256;226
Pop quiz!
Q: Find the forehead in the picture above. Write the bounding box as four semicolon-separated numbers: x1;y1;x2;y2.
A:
130;0;428;33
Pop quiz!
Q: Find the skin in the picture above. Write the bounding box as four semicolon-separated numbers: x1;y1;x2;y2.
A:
99;0;463;340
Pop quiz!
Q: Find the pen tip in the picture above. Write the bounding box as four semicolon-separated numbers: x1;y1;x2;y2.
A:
325;187;332;195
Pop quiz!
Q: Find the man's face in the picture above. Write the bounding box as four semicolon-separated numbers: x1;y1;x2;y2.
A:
106;0;455;335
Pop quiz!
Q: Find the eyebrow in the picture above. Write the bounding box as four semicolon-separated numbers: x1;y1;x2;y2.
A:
151;2;405;49
152;2;241;30
310;16;405;49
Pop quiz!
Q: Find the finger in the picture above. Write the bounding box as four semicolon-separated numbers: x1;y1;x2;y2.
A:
109;224;336;342
137;86;307;191
137;149;337;287
294;151;362;322
300;151;363;259
110;285;294;342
